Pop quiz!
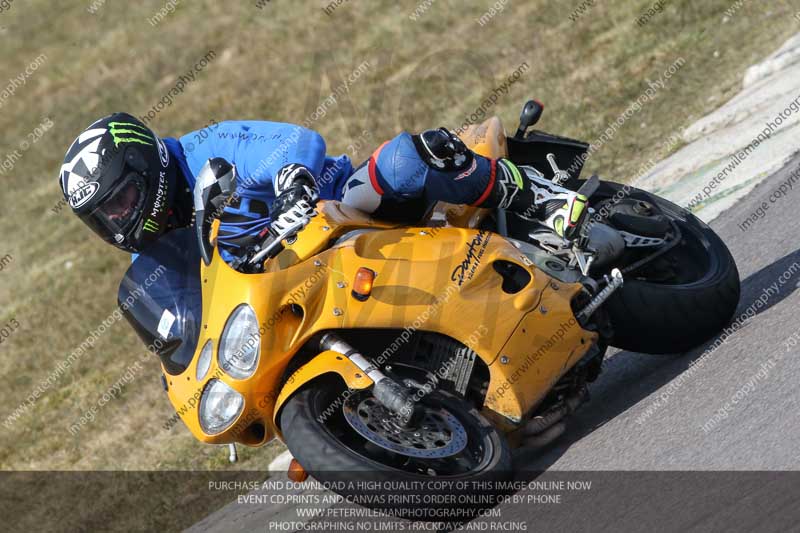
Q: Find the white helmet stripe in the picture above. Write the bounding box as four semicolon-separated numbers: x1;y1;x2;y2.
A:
60;137;103;194
78;128;107;144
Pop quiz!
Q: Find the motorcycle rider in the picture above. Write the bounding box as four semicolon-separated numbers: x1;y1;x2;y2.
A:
58;113;587;264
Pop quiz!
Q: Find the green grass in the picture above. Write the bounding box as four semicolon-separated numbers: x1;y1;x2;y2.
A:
0;0;797;526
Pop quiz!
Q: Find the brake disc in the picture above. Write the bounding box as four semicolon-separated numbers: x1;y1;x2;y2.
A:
342;391;468;459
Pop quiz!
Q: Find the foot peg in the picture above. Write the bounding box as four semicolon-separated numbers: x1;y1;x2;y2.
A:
577;268;624;321
546;153;570;186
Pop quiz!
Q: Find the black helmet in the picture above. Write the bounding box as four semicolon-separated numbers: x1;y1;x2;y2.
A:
59;112;177;252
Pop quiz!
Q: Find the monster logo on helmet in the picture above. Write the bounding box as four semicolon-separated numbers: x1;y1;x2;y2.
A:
142;219;160;233
108;121;155;148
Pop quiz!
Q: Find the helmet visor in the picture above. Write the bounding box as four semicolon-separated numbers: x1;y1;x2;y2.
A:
81;173;146;246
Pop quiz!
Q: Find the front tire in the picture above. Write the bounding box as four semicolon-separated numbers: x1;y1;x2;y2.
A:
279;381;512;520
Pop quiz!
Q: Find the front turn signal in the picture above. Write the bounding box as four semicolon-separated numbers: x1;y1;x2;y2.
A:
351;267;376;301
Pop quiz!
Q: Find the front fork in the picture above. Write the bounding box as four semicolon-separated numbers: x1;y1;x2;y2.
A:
320;333;418;425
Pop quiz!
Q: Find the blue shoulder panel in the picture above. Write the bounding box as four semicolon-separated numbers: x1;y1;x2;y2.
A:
178;121;328;206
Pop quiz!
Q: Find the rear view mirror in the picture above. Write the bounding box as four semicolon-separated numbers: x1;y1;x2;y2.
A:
193;158;237;265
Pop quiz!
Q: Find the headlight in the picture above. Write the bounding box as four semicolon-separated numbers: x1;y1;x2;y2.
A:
199;379;244;435
218;304;260;379
195;339;213;381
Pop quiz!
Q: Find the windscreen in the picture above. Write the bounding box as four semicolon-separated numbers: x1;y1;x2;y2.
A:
117;227;203;375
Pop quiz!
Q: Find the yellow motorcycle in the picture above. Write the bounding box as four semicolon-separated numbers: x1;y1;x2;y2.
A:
119;102;740;516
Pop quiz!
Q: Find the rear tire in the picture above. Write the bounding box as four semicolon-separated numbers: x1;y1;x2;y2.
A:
596;181;741;354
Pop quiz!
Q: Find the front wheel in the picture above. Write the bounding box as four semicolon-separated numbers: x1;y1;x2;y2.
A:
279;380;512;520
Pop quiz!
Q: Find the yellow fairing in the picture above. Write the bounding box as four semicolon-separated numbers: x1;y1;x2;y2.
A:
485;282;595;424
163;117;598;447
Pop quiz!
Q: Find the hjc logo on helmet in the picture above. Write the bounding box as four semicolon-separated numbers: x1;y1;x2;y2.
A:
68;181;100;208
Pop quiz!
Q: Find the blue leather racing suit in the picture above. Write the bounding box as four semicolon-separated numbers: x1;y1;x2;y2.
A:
162;120;511;263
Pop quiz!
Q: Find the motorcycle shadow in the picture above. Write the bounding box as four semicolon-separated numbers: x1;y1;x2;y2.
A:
512;248;800;471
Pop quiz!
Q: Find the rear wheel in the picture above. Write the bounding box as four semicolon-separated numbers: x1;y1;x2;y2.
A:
593;181;740;354
279;379;512;520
